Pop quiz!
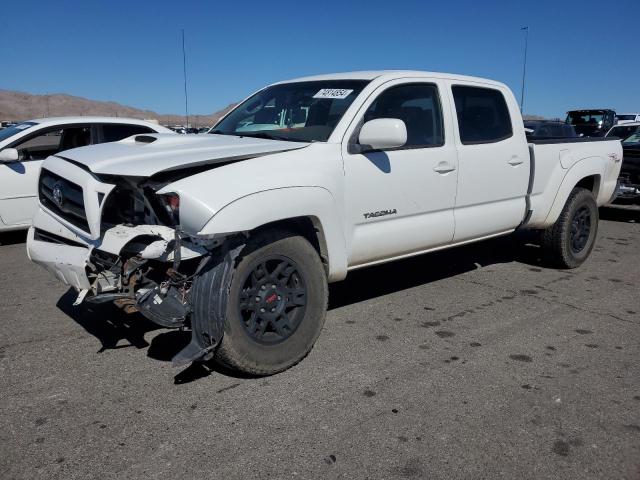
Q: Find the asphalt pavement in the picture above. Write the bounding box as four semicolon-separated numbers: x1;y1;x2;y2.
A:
1;206;639;480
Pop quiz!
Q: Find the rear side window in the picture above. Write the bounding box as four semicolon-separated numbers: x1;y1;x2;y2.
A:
101;124;152;142
364;83;444;147
452;86;513;144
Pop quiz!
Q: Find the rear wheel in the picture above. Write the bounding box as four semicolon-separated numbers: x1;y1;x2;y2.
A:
542;187;599;268
192;230;328;375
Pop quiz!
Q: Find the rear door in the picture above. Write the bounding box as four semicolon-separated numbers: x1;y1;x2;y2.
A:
342;79;458;266
0;124;94;227
448;83;529;241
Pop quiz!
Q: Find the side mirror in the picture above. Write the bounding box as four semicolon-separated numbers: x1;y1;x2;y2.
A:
0;148;19;163
358;118;407;152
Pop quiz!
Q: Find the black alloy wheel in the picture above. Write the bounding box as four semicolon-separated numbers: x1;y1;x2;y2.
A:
570;205;591;253
542;187;598;268
238;255;307;344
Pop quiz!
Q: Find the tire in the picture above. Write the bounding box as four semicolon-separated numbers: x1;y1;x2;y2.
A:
192;229;328;375
542;187;599;268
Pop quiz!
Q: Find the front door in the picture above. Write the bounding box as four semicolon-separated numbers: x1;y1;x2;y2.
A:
343;80;458;267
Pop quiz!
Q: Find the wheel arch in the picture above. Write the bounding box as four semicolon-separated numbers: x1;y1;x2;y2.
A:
198;187;348;282
543;157;604;226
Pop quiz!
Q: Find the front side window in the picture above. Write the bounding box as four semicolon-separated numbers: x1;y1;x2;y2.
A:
212;80;369;143
452;86;513;144
363;83;444;147
12;126;91;160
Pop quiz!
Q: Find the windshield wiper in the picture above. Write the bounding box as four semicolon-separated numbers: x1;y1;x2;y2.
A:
237;132;307;143
208;129;234;135
208;130;307;143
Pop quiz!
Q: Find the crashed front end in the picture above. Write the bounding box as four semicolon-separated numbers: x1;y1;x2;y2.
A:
27;155;225;364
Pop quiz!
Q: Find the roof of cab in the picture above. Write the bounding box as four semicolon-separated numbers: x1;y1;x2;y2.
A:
277;70;506;87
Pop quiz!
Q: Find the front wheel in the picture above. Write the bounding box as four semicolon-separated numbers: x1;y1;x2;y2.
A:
542;187;599;268
191;230;328;375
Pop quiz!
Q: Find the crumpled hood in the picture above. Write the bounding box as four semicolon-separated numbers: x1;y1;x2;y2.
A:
57;133;309;177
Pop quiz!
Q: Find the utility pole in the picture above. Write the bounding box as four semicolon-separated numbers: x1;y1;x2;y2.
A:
520;26;529;113
182;29;190;128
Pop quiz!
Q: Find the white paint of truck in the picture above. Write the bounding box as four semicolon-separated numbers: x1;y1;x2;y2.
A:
26;71;623;289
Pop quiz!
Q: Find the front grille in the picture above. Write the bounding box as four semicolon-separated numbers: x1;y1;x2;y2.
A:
39;169;90;232
33;228;87;248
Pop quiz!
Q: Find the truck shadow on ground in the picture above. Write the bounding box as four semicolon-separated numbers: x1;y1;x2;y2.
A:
328;233;544;310
56;290;256;383
56;289;161;353
57;233;546;382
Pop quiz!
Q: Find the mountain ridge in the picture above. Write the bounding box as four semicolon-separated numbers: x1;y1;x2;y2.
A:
0;89;235;126
0;88;548;126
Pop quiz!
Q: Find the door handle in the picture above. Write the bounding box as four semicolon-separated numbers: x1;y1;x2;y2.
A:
508;156;524;166
433;162;456;174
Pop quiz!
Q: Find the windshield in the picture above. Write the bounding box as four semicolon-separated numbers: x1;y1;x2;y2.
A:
622;132;640;145
617;115;636;121
565;111;606;125
607;125;640;140
211;80;369;142
0;122;38;143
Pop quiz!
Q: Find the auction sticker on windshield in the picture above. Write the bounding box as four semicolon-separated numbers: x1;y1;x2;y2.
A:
313;89;353;99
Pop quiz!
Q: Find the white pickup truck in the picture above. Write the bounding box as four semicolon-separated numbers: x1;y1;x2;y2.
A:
27;71;622;375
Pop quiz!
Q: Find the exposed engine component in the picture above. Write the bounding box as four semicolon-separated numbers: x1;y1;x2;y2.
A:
136;285;188;328
79;221;224;329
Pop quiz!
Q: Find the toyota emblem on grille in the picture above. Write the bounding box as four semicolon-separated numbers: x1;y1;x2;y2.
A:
52;182;64;207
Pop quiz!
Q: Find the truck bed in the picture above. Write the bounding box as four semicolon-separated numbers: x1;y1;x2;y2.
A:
525;138;622;228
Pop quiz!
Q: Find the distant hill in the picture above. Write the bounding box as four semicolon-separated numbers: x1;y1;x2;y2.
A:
523;114;548;121
0;89;236;127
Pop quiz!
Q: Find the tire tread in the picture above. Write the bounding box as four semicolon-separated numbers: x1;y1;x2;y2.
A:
542;187;598;268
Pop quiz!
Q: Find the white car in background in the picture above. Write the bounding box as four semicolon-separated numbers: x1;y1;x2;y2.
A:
0;117;173;232
605;122;640;140
616;113;640;124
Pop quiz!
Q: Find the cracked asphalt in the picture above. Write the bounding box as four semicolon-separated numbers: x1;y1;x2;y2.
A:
1;205;639;480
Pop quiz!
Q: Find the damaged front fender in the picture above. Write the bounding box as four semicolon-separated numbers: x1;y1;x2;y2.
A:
97;224;209;262
79;224;226;330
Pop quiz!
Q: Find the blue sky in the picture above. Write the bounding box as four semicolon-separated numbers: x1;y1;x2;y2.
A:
1;0;638;118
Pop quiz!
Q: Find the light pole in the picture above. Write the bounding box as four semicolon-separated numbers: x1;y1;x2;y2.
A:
182;29;190;128
520;26;529;113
